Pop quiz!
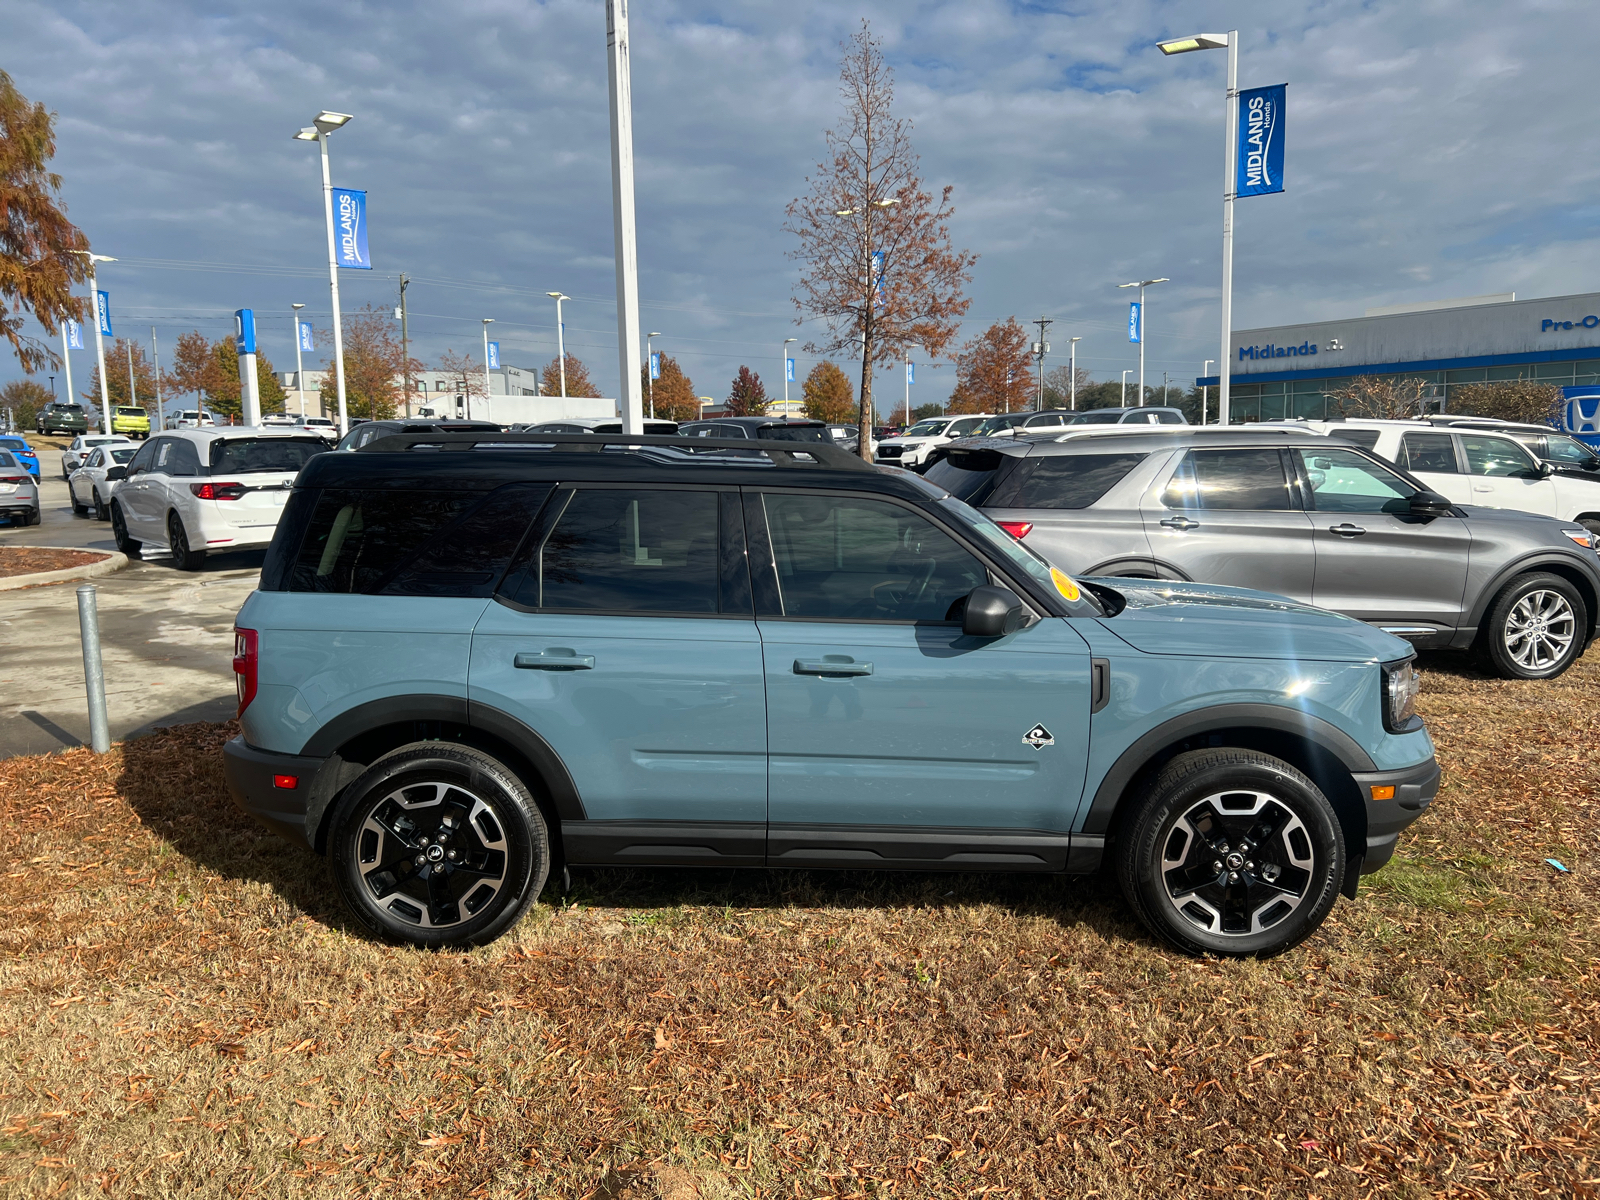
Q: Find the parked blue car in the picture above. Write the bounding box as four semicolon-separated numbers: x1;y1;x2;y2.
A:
0;435;41;479
225;431;1438;957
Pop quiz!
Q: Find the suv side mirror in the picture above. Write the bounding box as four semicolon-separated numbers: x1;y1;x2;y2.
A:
962;585;1027;637
1409;490;1452;518
1538;461;1555;478
105;466;127;481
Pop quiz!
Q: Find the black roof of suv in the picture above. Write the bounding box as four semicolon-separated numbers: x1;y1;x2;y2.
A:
679;417;831;442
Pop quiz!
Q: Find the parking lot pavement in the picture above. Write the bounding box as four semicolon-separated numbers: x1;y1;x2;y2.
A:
0;554;262;758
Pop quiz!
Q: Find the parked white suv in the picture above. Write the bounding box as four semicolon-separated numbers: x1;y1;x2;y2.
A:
174;410;218;429
106;428;326;569
874;414;992;470
1300;419;1600;535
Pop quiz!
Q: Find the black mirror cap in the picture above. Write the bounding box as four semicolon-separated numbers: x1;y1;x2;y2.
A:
105;466;127;481
962;585;1027;637
1410;489;1453;517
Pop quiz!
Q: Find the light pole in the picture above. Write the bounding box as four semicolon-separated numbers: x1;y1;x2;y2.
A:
647;332;662;419
1032;317;1053;411
58;325;73;413
397;275;411;417
1121;369;1131;406
547;292;570;399
1117;277;1169;407
291;110;354;435
783;337;797;414
291;303;307;417
1158;31;1238;424
481;318;495;422
1202;359;1214;424
606;0;645;436
1068;336;1081;409
150;327;163;431
70;251;116;435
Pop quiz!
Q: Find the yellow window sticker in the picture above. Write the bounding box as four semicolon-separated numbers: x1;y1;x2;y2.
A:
1051;567;1080;602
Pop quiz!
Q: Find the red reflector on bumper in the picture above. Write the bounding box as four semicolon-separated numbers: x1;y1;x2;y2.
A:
272;774;299;790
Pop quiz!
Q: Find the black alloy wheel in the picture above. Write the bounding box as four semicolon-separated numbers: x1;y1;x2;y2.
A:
330;744;549;949
1478;571;1586;680
92;490;107;522
110;502;140;555
70;484;86;515
167;512;205;571
1118;748;1344;958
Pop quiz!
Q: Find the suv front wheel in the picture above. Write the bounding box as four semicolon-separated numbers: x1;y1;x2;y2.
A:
1118;748;1344;958
1478;571;1585;680
330;744;550;949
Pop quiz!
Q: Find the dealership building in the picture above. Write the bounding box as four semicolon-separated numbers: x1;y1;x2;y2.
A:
1198;290;1600;421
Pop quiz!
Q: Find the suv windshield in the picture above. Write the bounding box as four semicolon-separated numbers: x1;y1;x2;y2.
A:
117;407;146;417
211;437;325;474
1539;434;1600;465
757;424;827;443
976;414;1027;435
904;420;948;437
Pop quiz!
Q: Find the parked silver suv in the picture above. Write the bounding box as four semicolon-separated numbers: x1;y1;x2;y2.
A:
924;426;1600;680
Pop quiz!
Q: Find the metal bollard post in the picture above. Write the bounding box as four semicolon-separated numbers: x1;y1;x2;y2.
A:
76;584;110;754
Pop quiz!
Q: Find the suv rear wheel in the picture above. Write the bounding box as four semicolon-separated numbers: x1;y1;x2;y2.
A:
167;512;205;571
1478;571;1585;680
330;744;550;949
110;502;140;555
1117;748;1344;958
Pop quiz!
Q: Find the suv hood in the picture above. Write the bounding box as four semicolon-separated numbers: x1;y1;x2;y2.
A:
1086;578;1412;663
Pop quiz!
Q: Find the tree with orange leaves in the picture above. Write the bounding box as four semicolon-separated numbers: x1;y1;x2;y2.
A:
954;318;1034;415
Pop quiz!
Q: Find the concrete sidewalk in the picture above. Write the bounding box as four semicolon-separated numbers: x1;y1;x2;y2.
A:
0;559;261;758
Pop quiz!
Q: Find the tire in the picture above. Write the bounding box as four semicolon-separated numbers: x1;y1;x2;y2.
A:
110;502;140;555
1477;571;1586;680
167;511;205;571
329;744;550;949
1117;748;1345;958
92;490;107;522
70;487;86;516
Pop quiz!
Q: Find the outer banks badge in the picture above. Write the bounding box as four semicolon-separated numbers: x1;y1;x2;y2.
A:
1022;724;1055;750
1050;567;1080;602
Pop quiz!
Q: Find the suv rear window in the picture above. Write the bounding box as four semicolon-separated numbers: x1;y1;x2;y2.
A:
212;437;326;474
924;448;1006;503
757;424;827;443
986;453;1147;509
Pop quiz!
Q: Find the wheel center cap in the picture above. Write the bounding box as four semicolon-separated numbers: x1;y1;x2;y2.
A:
1225;852;1245;871
426;844;445;862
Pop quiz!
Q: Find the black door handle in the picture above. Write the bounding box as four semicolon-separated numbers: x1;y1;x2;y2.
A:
1328;523;1366;537
1160;516;1199;531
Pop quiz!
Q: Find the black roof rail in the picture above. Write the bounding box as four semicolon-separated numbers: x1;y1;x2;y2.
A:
359;430;875;471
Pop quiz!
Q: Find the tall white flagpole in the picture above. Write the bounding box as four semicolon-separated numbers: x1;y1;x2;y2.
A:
1218;30;1239;426
607;0;645;436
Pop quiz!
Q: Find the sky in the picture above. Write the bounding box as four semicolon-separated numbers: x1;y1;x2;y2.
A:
3;0;1599;414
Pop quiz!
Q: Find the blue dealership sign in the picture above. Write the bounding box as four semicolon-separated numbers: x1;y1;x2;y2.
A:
332;187;372;269
650;351;661;380
65;319;84;350
298;320;315;353
872;250;884;306
1128;302;1141;344
235;309;257;355
785;356;794;383
1236;84;1286;198
907;361;915;385
96;291;112;336
487;341;500;370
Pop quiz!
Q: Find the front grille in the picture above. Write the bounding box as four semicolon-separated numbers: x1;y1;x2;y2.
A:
878;445;903;458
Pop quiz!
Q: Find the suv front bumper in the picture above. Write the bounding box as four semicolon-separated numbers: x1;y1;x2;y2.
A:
224;736;341;851
1352;756;1440;873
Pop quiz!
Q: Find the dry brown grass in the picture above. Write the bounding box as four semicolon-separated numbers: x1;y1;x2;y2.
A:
1;652;1597;1199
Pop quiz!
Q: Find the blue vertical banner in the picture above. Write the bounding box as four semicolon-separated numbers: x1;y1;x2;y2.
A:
1128;302;1142;344
1236;84;1286;198
234;309;257;354
332;187;372;269
487;341;500;370
650;351;661;380
871;250;885;306
785;357;795;383
907;361;915;385
298;321;315;353
96;291;112;336
65;319;84;350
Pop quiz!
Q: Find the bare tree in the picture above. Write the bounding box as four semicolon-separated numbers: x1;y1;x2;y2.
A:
1449;379;1563;425
785;22;975;459
1326;375;1431;420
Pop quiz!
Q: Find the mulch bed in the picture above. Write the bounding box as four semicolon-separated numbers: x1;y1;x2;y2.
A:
0;547;108;578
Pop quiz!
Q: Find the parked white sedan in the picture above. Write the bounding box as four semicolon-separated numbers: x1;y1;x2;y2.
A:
67;444;139;519
61;434;132;478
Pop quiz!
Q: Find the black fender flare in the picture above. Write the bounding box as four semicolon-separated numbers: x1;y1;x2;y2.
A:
1080;703;1377;836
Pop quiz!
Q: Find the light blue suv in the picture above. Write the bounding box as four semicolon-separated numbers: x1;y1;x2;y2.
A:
224;431;1439;957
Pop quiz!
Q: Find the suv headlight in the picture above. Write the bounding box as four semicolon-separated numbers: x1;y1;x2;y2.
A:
1381;658;1422;732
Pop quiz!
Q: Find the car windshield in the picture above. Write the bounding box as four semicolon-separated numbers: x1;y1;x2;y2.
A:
976;415;1026;434
210;437;325;474
904;420;948;437
757;424;828;443
55;404;84;412
1540;434;1599;465
937;496;1102;616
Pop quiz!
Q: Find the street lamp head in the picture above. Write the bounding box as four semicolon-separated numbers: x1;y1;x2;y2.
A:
313;111;353;134
292;127;319;141
1117;277;1170;288
482;317;495;325
649;331;662;338
1070;336;1082;344
833;208;855;217
70;251;116;263
784;337;797;344
292;302;305;311
871;198;897;208
1157;33;1229;55
547;291;569;301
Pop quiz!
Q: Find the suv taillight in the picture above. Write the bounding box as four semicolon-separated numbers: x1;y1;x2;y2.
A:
193;482;246;500
233;628;258;716
996;521;1034;540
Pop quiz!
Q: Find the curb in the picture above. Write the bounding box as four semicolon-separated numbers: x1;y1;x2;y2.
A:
0;549;130;592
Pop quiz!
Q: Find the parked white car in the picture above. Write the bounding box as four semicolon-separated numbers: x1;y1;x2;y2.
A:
67;444;139;519
1300;418;1600;535
173;410;218;429
106;428;327;569
873;414;992;470
61;434;133;478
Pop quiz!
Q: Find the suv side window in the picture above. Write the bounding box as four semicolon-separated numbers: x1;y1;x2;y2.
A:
153;439;173;472
167;439;203;477
126;440;158;476
504;488;721;614
1295;447;1414;514
1023;413;1063;428
1335;428;1382;451
987;453;1147;509
1461;435;1539;477
754;492;986;622
1155;411;1185;425
1398;432;1458;473
1163;449;1295;510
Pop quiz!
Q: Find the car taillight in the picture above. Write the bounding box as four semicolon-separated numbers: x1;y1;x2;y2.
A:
233;628;258;716
0;476;26;485
997;521;1034;540
192;482;246;500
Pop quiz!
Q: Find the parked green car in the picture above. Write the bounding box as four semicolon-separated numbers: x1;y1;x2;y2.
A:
36;401;89;436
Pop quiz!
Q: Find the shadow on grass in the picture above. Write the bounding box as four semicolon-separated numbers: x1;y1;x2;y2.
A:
111;720;1142;949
